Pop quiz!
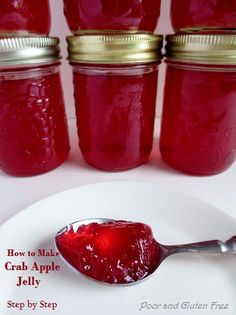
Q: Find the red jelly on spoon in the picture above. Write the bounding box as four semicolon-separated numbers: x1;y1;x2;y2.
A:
55;219;236;285
55;219;160;284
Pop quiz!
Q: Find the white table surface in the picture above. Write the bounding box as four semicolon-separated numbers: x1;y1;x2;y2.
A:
1;118;236;226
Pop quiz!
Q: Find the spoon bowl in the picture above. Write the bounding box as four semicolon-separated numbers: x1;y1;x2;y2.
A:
55;218;236;286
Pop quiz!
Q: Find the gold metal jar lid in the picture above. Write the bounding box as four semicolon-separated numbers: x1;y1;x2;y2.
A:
67;34;163;64
166;34;236;64
0;37;60;68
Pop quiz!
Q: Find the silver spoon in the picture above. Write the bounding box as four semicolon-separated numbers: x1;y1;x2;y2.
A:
55;218;236;285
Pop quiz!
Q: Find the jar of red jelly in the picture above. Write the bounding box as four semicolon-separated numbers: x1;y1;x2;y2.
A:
160;34;236;175
63;0;161;34
171;0;236;32
67;34;163;171
0;37;70;176
0;0;51;36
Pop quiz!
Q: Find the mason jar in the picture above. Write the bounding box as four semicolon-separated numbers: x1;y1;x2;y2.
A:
160;34;236;175
171;0;236;32
0;37;70;176
0;0;51;36
67;34;163;171
63;0;161;34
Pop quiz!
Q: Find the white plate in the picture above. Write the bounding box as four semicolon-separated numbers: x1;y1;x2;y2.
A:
0;182;236;315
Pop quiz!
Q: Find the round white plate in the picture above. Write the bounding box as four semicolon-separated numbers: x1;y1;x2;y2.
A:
0;182;236;315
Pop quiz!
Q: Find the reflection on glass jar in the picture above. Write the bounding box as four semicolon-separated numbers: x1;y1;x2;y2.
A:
0;0;51;35
171;0;236;32
67;34;163;171
63;0;161;33
160;34;236;175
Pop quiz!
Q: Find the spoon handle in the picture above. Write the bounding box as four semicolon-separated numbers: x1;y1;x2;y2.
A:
161;236;236;258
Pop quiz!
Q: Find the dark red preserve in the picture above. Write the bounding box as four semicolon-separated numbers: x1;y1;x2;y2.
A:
160;34;236;175
171;0;236;32
67;34;163;171
0;37;70;176
56;220;160;284
63;0;161;33
0;0;51;35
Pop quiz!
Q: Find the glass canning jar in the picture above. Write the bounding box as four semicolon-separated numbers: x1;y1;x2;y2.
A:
171;0;236;32
0;37;70;176
67;34;163;171
0;0;51;36
160;34;236;175
63;0;161;34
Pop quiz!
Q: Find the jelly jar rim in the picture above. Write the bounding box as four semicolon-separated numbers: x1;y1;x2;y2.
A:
67;34;163;64
0;37;61;68
165;34;236;65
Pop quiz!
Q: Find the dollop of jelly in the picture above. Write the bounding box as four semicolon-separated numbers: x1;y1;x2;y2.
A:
56;220;160;284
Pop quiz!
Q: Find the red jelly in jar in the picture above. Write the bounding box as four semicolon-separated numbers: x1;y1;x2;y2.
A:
55;220;160;284
63;0;161;34
171;0;236;32
0;0;51;35
67;34;163;171
160;34;236;175
0;37;70;176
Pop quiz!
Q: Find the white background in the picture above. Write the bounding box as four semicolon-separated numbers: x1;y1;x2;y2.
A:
50;0;173;119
